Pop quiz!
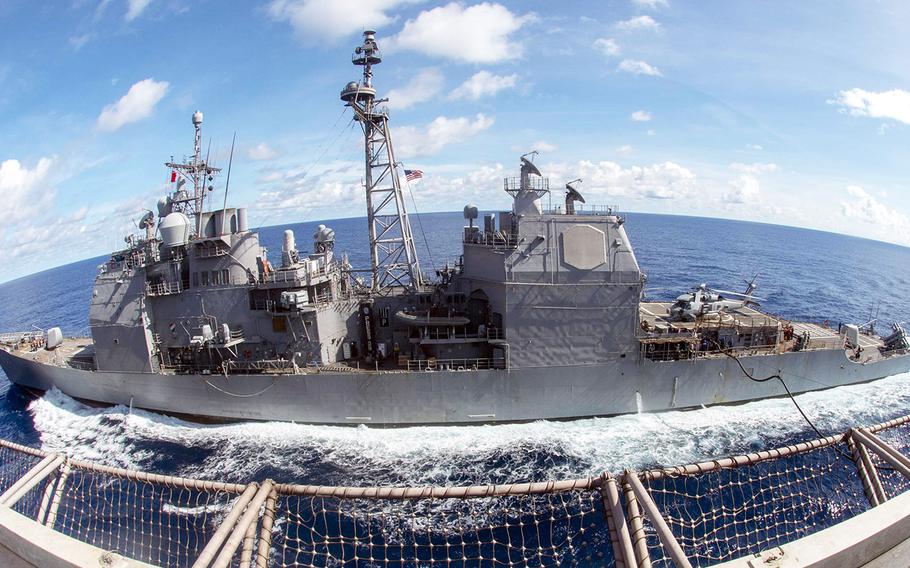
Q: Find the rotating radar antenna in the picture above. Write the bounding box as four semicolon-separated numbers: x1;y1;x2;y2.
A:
341;31;422;291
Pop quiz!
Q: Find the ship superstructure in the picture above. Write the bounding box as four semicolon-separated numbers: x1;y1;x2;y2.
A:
90;101;359;375
1;31;908;425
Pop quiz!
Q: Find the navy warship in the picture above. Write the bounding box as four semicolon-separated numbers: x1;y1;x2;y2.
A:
1;31;908;425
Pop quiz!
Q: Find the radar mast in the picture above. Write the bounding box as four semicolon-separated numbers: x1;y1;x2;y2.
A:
341;31;422;291
165;111;221;237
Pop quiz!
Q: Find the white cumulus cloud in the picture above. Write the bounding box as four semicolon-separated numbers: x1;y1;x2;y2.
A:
0;157;56;225
393;114;494;158
615;15;661;32
631;110;652;121
388;2;534;63
267;0;416;43
829;88;910;125
252;159;363;218
723;162;778;204
449;71;518;101
387;68;445;108
545;160;697;200
841;185;910;244
592;37;620;57
618;59;662;76
248;143;280;161
96;78;169;132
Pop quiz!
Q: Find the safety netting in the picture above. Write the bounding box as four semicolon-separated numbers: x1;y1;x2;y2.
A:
270;488;612;568
867;421;910;500
635;439;872;566
0;442;41;494
0;441;48;519
49;462;246;567
0;414;909;568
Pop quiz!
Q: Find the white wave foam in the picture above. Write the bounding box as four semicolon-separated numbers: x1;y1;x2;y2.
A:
27;373;910;487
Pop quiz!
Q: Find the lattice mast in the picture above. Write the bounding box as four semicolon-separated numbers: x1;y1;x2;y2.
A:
165;111;221;237
341;31;422;291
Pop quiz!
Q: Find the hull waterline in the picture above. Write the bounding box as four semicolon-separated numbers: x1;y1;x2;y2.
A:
2;347;908;426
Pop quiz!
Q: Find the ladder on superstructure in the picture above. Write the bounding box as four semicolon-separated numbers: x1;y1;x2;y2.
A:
341;31;422;292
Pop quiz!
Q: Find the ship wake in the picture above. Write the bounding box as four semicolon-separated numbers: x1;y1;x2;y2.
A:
26;372;910;487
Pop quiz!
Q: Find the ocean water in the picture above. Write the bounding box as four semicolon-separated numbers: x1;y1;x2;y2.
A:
1;211;909;487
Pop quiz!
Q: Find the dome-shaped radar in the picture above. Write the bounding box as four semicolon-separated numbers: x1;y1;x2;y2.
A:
340;81;376;103
463;204;479;220
314;224;335;243
157;195;172;217
192;110;203;125
159;212;191;248
341;31;382;104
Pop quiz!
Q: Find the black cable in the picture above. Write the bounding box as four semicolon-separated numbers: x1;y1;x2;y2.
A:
709;338;896;472
711;339;825;439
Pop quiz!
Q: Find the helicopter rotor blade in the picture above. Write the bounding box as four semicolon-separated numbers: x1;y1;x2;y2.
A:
711;288;767;301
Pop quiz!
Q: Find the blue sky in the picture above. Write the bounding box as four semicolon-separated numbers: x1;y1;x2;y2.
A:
1;0;909;282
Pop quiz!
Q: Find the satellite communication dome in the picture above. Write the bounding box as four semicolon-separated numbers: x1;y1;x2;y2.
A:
159;212;191;248
463;204;479;220
192;110;203;125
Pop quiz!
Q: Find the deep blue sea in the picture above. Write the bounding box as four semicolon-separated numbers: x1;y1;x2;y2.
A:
1;211;909;487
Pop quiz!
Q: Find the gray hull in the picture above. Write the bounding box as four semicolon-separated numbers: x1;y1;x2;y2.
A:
2;347;908;425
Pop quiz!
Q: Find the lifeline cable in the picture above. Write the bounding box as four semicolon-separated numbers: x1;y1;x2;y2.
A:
256;107;352;229
400;165;436;274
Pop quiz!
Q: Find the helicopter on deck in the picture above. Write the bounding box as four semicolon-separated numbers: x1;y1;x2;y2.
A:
669;277;764;322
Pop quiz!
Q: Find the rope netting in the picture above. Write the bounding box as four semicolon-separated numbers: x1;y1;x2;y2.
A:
636;440;873;566
0;415;909;567
271;490;612;568
0;443;41;494
49;464;246;568
865;421;910;500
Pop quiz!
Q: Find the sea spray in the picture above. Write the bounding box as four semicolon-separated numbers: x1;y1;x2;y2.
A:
27;372;910;487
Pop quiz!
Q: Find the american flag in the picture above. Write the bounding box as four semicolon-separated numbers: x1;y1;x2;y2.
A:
404;169;423;181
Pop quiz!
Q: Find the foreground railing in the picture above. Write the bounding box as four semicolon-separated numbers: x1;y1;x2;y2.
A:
1;414;910;567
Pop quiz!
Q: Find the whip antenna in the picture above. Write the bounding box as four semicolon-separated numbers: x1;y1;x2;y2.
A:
220;132;236;235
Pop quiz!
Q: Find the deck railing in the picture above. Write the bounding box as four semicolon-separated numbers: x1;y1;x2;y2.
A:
1;414;910;567
405;357;505;371
462;232;520;248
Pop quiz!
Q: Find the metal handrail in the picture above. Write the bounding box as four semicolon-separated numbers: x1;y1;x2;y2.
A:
544;204;619;216
406;357;504;371
463;232;519;247
146;280;183;296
